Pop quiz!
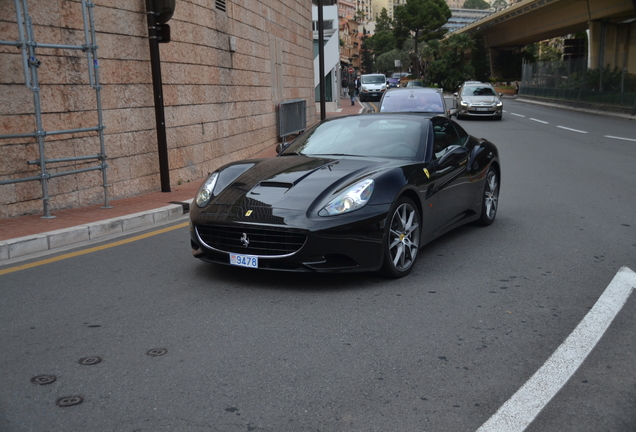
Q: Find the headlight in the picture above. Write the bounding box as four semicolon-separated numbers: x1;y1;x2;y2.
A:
496;101;503;107
319;179;374;216
195;172;219;208
460;101;468;106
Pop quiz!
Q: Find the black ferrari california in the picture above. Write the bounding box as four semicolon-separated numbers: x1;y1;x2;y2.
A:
190;114;500;278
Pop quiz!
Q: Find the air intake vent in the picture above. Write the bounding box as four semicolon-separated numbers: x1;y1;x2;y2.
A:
215;0;226;12
197;225;306;257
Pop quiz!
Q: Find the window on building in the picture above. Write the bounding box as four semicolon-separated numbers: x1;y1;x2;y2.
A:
313;20;334;31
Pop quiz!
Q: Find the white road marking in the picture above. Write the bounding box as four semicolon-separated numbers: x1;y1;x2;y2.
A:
530;118;549;124
510;113;525;117
557;126;588;133
477;266;636;432
604;135;636;142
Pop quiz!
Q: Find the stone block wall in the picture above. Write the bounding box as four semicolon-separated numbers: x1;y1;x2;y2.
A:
0;0;316;218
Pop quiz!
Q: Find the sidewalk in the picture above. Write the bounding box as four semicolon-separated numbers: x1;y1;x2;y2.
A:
0;100;365;263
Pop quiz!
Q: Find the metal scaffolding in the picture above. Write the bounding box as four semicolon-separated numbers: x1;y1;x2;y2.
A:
0;0;110;218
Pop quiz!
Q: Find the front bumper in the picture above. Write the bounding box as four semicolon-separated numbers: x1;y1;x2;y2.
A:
457;105;503;117
190;208;389;273
360;90;385;100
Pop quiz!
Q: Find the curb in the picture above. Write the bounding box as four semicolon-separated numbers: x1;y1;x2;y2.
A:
0;203;190;262
514;97;635;120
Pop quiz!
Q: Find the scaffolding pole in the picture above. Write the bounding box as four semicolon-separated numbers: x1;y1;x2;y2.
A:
0;0;110;218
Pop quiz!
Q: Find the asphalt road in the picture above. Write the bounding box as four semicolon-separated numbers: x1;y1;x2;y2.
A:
1;99;635;432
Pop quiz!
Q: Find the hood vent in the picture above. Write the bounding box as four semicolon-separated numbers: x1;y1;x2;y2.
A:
259;181;294;189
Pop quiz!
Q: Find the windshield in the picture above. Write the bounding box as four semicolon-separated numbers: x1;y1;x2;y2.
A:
380;92;445;114
282;117;425;160
463;86;496;96
361;75;386;84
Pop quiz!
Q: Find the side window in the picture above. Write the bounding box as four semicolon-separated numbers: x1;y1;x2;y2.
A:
448;122;468;147
432;119;462;158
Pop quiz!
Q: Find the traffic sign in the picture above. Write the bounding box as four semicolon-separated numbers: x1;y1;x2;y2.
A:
348;67;354;74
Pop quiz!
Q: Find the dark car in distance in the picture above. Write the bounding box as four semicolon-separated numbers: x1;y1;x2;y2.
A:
190;114;500;278
405;80;424;87
386;77;400;88
378;87;450;117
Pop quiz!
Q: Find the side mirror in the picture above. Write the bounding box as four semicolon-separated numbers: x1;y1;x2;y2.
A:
276;142;288;154
438;145;468;165
453;92;458;97
499;93;504;98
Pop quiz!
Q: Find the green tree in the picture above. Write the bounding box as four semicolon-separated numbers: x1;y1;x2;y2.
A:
470;32;490;82
491;0;508;10
375;8;393;32
364;30;396;58
463;0;490;9
375;49;411;76
393;0;451;78
360;34;375;73
355;9;366;23
422;34;474;89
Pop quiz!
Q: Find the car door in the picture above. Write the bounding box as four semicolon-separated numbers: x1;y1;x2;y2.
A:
428;117;472;231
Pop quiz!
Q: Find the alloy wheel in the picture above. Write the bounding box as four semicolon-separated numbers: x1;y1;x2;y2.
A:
387;200;420;273
483;169;498;221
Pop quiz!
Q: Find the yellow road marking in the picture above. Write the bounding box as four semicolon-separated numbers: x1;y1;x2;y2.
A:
0;221;189;276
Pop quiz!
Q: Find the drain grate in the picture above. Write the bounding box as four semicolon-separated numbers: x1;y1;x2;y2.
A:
146;348;167;357
78;356;102;366
56;396;83;407
31;375;56;385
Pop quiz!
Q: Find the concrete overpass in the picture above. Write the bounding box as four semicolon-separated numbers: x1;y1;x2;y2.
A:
453;0;636;74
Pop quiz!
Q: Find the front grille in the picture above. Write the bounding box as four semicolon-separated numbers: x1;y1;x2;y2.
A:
196;225;307;257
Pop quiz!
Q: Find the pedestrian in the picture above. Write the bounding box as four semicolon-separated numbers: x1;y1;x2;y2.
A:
342;77;348;97
355;75;361;96
347;79;356;106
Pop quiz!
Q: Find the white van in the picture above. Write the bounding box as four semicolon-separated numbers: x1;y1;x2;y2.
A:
359;73;387;102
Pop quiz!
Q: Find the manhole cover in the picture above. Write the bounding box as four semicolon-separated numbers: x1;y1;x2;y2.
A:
31;375;56;385
78;356;102;366
56;396;83;407
146;348;167;357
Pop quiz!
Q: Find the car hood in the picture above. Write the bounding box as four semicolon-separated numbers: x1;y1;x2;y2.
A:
462;95;500;104
209;155;393;212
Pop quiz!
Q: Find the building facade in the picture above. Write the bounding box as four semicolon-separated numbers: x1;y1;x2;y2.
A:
0;0;317;219
313;3;341;111
338;0;356;20
445;8;494;33
339;19;362;76
356;0;373;23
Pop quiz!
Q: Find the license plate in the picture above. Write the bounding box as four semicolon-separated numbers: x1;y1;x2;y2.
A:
475;107;490;111
230;253;258;268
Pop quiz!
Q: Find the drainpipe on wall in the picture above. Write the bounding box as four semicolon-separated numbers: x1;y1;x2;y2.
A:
317;0;326;120
145;0;170;192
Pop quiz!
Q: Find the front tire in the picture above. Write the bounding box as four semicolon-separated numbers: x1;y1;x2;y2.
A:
477;167;499;226
380;197;421;278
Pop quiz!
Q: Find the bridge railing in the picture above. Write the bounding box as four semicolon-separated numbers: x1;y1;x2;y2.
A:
520;59;636;115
